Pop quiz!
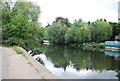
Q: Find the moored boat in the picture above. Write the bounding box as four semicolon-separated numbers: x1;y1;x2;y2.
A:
105;41;120;50
105;34;120;50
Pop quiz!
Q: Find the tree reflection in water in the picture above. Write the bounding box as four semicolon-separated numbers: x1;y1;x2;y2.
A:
25;45;120;79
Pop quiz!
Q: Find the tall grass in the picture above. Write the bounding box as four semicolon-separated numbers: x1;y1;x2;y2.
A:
13;47;28;59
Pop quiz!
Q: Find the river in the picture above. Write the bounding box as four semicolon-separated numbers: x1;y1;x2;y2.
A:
24;44;120;79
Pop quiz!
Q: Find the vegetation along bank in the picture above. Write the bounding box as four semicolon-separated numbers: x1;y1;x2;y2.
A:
1;1;120;49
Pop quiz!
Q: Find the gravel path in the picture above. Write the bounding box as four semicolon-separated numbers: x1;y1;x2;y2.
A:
0;47;57;79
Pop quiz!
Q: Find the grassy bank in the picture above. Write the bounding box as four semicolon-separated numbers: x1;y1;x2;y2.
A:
0;45;28;59
13;46;28;59
70;42;104;51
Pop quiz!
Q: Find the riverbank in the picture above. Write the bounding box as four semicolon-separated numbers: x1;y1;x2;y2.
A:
68;42;104;51
0;46;57;79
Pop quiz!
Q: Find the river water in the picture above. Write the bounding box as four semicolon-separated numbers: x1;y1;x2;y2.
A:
25;45;120;79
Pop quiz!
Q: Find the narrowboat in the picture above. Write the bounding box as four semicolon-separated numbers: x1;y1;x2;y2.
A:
105;34;120;50
105;41;120;50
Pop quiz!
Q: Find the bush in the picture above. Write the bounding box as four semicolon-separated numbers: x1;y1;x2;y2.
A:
65;27;76;44
1;1;43;46
91;20;112;42
46;22;66;44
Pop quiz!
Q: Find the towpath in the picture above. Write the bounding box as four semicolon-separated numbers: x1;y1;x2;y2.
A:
0;47;57;79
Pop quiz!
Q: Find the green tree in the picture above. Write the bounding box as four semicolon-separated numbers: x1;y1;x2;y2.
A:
109;22;120;40
13;2;40;26
65;19;91;44
1;1;43;46
46;22;66;44
65;27;77;44
74;24;91;43
91;20;112;42
62;18;71;28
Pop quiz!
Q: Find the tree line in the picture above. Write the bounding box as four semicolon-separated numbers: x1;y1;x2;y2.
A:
46;17;119;45
1;1;120;46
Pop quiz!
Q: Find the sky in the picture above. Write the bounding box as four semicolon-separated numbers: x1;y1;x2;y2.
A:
29;0;119;26
118;1;120;22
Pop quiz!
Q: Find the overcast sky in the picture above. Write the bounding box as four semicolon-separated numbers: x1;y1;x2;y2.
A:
29;0;119;26
118;1;120;19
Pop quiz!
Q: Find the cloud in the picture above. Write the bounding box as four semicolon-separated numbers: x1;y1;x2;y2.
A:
95;0;119;12
119;1;120;19
29;0;118;26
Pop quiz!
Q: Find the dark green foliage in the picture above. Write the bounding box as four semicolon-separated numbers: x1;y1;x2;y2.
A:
109;22;120;40
46;18;115;45
46;22;66;44
65;19;91;44
62;18;71;28
1;1;117;46
91;20;112;42
65;27;76;44
74;23;91;43
65;20;91;44
1;1;43;46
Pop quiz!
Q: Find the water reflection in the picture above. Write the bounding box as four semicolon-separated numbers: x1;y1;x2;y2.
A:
104;50;120;57
27;45;120;79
